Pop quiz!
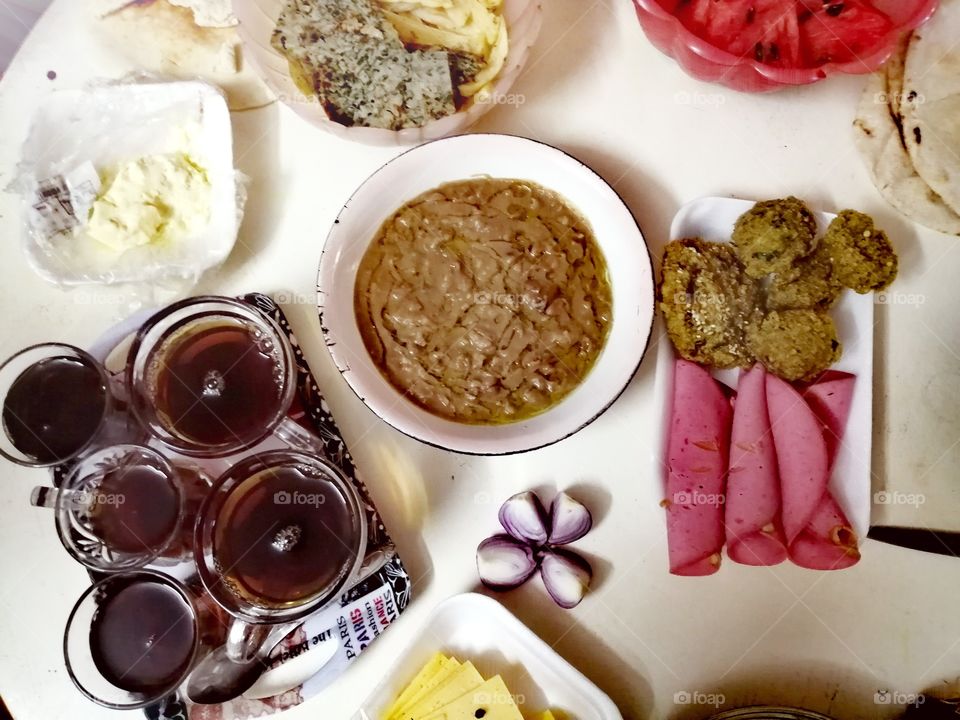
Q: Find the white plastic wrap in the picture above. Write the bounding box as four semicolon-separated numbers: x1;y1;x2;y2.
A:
12;78;244;296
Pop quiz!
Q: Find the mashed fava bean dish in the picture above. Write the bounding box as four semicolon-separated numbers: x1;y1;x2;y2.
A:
354;179;613;424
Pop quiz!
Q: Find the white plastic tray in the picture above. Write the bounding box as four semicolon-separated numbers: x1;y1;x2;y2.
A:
652;197;873;540
355;593;623;720
16;80;240;287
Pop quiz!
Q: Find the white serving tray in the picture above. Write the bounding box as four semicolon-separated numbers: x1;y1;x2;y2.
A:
16;80;240;287
355;593;623;720
652;196;873;540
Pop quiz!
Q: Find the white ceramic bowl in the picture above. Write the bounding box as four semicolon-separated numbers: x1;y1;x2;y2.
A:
317;134;654;455
232;0;544;146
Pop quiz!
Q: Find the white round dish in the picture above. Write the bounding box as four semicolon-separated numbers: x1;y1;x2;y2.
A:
317;133;654;455
232;0;544;146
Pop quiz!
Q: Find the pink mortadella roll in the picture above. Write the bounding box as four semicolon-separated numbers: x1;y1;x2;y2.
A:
802;370;856;468
791;371;860;569
789;492;860;570
766;374;831;545
664;360;733;576
768;372;860;570
725;365;787;566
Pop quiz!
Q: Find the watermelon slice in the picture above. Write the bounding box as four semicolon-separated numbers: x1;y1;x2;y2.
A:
797;0;894;66
664;0;893;69
673;0;802;66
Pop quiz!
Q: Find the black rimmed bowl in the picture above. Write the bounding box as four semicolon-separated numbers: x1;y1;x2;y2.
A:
317;133;655;455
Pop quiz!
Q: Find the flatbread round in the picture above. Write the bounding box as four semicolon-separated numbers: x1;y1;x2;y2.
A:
900;0;960;217
97;0;275;111
884;34;907;119
854;69;960;236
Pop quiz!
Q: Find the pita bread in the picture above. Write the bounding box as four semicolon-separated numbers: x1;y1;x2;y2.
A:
900;0;960;217
97;0;274;111
884;34;908;119
854;69;960;235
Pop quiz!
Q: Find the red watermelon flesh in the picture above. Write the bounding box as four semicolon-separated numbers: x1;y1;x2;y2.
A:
664;0;892;68
797;0;894;66
673;0;802;65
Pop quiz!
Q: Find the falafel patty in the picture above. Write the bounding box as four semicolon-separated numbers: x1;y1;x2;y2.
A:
766;243;842;311
822;209;898;293
732;197;818;280
747;309;841;382
659;238;759;369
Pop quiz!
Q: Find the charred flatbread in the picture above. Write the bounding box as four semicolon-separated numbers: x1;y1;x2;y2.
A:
900;0;960;218
854;67;960;236
97;0;274;111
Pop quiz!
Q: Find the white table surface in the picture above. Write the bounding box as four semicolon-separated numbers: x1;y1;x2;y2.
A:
1;1;959;719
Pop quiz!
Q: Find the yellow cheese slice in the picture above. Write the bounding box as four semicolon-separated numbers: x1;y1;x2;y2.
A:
419;675;523;720
400;662;485;720
389;659;462;720
383;654;450;720
532;712;557;720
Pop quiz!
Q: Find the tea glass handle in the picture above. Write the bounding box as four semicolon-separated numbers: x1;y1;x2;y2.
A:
30;485;59;509
273;418;326;455
225;620;273;665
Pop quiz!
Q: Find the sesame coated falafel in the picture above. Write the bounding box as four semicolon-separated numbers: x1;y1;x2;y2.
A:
766;242;843;311
822;210;899;293
747;309;842;382
732;197;818;280
658;238;759;369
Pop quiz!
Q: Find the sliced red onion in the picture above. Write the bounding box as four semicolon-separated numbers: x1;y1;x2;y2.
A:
498;491;549;545
477;534;538;590
548;492;593;545
540;548;592;609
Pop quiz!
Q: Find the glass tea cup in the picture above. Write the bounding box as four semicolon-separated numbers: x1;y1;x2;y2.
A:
194;449;368;663
31;444;211;572
126;296;299;458
63;570;227;710
0;343;112;467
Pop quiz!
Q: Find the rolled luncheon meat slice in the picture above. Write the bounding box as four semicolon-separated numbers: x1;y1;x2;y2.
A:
789;371;860;569
725;364;787;566
766;374;830;546
665;360;732;576
788;492;860;570
802;371;856;468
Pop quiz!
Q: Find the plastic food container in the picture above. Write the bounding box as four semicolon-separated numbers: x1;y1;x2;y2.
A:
232;0;543;145
652;197;873;541
355;593;623;720
632;0;939;93
13;80;243;290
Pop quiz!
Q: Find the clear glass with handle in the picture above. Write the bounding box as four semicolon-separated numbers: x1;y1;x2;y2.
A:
194;449;368;663
31;444;211;572
126;296;301;459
